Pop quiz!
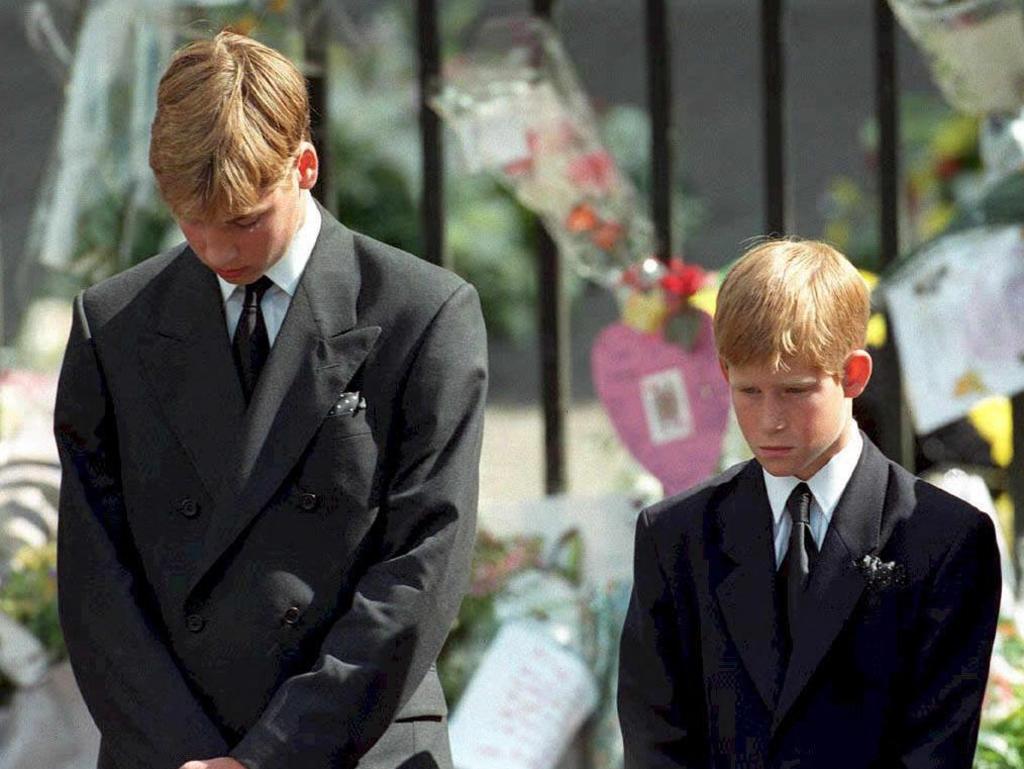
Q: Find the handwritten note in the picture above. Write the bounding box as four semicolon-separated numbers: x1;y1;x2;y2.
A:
884;226;1024;434
449;621;598;769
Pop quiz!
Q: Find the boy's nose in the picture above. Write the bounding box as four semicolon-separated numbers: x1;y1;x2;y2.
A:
761;406;785;433
203;233;239;266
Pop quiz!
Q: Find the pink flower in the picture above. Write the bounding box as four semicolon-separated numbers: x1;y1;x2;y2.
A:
568;151;615;191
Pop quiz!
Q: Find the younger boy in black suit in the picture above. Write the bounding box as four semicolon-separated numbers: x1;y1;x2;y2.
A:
617;238;1001;769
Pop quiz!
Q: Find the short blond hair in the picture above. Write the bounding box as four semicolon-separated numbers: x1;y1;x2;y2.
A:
714;238;870;375
149;31;310;221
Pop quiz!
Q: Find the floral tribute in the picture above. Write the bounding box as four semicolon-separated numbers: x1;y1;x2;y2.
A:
431;15;654;286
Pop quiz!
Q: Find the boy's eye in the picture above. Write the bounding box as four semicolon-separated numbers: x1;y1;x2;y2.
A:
234;214;262;228
739;387;760;395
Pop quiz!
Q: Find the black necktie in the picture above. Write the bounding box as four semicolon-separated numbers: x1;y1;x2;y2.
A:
231;276;274;404
782;482;817;646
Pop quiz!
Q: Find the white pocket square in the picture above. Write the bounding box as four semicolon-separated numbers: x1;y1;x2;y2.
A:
329;391;367;417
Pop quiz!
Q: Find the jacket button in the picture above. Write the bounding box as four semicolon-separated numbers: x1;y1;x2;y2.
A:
298;492;319;511
283;606;301;625
177;497;199;518
186;614;205;633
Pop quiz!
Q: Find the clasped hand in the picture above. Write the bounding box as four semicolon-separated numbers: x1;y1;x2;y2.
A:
179;758;247;769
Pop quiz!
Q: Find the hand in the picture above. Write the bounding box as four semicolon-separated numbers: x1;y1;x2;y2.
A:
179;758;248;769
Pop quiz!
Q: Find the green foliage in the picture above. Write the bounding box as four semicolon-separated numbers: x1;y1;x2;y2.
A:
977;703;1024;769
71;190;174;285
0;542;65;706
821;93;980;272
0;543;64;663
976;623;1024;768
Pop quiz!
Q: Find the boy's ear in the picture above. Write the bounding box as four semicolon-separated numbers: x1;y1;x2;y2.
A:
841;350;872;398
719;358;731;384
296;142;318;190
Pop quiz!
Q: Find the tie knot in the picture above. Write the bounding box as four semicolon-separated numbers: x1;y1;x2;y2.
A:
786;482;812;525
243;276;275;306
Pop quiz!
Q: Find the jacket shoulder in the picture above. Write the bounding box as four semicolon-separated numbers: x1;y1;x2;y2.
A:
350;230;469;315
888;460;995;550
354;230;462;292
79;245;186;328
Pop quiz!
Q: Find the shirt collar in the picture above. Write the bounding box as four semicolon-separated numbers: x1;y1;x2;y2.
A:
217;189;321;302
763;421;864;528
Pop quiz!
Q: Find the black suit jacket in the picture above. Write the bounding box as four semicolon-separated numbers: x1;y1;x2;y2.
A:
618;436;1001;769
53;207;487;769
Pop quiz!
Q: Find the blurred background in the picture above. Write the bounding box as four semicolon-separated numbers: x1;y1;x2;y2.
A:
0;1;1022;767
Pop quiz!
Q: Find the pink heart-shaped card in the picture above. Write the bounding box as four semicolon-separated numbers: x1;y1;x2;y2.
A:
591;313;731;495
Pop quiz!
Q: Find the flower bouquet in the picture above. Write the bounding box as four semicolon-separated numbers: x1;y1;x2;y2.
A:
888;0;1024;114
431;15;654;286
439;528;629;769
0;542;64;705
976;617;1024;768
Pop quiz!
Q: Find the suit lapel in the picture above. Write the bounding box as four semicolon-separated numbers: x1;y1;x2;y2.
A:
771;436;891;734
714;461;786;713
185;211;381;597
139;251;246;499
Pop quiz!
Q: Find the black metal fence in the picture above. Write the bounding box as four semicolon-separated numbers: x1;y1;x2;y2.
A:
317;0;1023;571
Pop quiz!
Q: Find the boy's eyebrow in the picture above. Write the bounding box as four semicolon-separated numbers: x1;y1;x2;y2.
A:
228;204;272;224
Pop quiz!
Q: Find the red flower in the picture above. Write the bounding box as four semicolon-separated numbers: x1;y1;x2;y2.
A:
659;259;707;298
934;157;962;181
621;264;642;288
566;203;599;232
591;221;623;250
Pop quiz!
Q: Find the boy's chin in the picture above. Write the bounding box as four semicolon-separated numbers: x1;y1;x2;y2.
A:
756;451;803;478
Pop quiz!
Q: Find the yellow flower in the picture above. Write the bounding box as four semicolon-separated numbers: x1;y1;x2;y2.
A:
10;541;56;573
866;314;887;348
969;396;1012;468
689;285;717;317
921;204;955;241
824;221;852;251
227;14;259;36
622;291;669;334
930;114;979;160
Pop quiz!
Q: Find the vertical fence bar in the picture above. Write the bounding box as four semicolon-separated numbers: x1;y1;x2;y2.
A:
646;0;672;263
875;0;899;265
872;0;916;472
307;22;333;214
417;0;448;268
533;0;569;495
761;0;786;235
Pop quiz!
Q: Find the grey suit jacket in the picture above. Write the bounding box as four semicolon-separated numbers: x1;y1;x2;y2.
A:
54;208;487;769
618;436;1001;769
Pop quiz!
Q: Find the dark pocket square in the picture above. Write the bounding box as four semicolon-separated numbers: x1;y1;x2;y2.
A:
329;391;367;417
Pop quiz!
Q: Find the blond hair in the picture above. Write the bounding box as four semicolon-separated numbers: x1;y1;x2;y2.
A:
714;238;870;375
149;31;310;221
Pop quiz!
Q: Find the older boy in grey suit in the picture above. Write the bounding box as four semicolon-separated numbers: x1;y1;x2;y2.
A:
54;31;487;769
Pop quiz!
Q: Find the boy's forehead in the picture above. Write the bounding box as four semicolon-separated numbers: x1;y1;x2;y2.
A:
177;193;276;225
725;358;828;383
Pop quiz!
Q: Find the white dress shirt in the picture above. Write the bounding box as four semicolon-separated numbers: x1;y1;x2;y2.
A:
763;422;864;570
218;190;321;345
